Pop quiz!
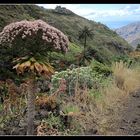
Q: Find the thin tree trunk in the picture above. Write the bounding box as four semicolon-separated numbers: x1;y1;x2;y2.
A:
27;79;36;135
84;35;87;62
84;35;86;50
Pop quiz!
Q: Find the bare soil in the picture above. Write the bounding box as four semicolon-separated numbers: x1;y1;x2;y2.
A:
113;90;140;135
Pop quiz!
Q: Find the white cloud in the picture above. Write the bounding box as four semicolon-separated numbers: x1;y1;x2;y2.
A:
82;5;140;21
37;4;140;21
85;9;131;19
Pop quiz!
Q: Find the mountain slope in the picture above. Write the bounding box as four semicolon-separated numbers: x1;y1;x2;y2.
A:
115;21;140;48
0;5;132;60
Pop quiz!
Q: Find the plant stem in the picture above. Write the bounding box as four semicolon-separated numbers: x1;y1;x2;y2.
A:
27;79;35;135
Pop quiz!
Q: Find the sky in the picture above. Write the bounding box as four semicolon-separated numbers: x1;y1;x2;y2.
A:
37;4;140;29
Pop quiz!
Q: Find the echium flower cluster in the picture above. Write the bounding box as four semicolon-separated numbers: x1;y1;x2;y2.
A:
0;20;69;53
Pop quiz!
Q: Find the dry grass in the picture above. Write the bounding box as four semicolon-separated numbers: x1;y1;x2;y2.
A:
91;61;140;135
28;61;140;135
71;61;140;135
112;61;140;94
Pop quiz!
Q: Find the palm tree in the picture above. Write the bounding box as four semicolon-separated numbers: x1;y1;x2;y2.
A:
78;26;94;65
78;26;94;56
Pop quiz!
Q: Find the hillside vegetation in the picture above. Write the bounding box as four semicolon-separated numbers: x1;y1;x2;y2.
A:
0;5;132;61
0;5;139;136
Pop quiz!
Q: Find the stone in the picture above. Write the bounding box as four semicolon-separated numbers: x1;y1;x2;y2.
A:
54;6;74;15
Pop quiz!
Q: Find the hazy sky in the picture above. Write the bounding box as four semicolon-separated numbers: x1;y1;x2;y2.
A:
37;4;140;29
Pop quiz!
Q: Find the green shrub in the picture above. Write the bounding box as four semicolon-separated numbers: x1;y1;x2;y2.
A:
50;66;105;96
90;60;112;76
112;55;135;68
47;43;82;71
0;82;8;99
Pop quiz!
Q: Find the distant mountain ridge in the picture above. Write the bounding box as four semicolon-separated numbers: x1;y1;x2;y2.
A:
115;21;140;48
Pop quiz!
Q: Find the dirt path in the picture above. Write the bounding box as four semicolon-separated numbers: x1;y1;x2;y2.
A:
114;90;140;135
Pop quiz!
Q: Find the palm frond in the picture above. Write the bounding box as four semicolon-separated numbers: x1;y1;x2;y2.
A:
78;26;94;40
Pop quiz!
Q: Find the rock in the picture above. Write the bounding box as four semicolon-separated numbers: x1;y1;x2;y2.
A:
54;6;74;15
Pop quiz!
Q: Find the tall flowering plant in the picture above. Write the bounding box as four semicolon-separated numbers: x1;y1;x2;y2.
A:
0;20;69;135
0;20;68;52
